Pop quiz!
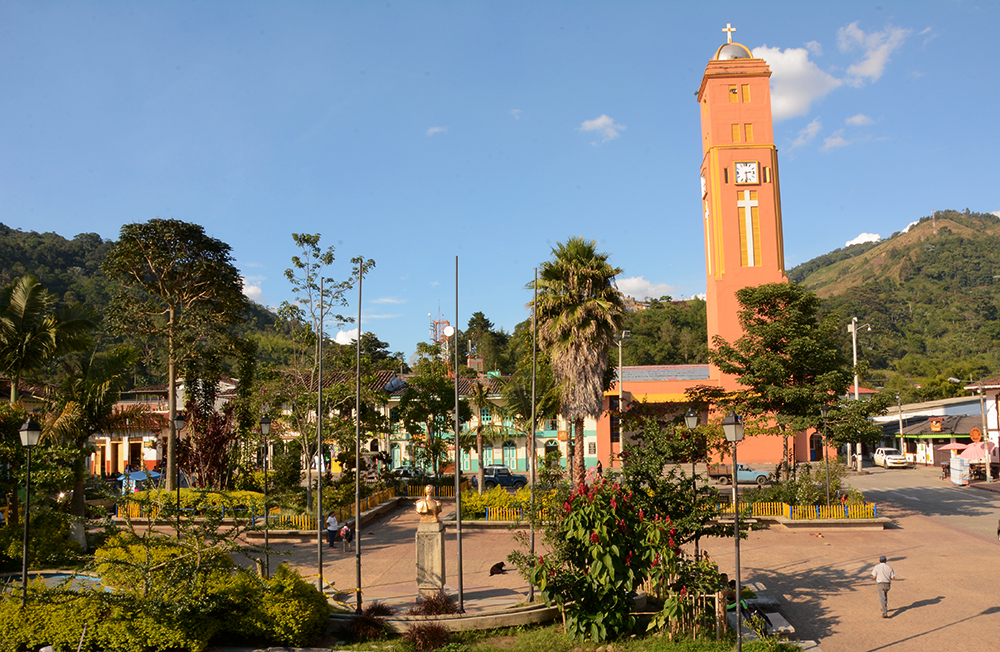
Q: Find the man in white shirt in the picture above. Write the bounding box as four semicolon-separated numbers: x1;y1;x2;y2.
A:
871;555;896;618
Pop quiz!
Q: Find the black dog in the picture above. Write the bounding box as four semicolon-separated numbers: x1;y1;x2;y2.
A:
489;561;506;576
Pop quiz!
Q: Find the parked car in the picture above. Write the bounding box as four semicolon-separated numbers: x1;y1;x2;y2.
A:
707;463;770;486
873;447;908;468
471;464;528;490
390;465;426;480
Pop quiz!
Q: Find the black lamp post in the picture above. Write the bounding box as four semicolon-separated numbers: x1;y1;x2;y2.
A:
683;407;700;559
19;416;41;608
173;413;185;538
259;414;271;578
821;405;831;506
722;412;745;652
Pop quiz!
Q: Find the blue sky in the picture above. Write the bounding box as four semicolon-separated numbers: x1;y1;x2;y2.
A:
2;1;997;361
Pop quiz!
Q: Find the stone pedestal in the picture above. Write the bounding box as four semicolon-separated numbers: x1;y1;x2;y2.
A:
416;520;446;599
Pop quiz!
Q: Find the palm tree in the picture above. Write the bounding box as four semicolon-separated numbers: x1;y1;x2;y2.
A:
533;237;625;482
45;347;161;521
466;377;508;493
0;274;94;402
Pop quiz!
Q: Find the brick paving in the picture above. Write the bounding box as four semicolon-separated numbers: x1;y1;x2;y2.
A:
263;500;539;615
701;466;1000;652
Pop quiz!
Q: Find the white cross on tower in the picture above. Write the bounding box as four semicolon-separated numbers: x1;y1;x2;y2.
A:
722;23;736;44
737;189;758;266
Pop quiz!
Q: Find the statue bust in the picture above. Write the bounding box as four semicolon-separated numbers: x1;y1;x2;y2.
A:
415;484;441;523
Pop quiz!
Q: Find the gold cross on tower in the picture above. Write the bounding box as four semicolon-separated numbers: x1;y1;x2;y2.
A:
722;23;736;44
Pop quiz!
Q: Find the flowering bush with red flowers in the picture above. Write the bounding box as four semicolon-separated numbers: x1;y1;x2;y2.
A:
522;477;682;642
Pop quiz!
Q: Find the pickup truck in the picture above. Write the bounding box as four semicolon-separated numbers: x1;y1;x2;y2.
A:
707;463;770;486
471;465;528;490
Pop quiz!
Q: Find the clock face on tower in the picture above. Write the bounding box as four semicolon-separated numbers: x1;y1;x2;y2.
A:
734;161;758;185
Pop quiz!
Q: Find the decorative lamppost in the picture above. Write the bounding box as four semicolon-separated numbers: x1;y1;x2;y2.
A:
847;317;870;472
821;405;831;506
19;416;41;608
722;412;745;652
173;412;185;538
259;414;271;577
683;407;700;559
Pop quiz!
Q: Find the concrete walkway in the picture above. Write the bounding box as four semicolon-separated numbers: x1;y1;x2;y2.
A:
701;465;1000;652
263;501;540;615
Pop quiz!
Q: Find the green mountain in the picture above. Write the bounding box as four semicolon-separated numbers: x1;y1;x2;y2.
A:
789;209;1000;401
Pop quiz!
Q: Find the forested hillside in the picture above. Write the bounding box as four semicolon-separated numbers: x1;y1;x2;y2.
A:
792;210;1000;401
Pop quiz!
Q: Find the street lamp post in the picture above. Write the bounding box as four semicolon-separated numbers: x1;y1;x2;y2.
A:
683;407;700;559
821;405;830;506
19;416;41;608
615;330;630;468
260;414;271;578
722;412;745;652
847;317;870;472
173;413;185;538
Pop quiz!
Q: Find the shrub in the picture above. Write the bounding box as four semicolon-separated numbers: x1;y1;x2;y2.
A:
351;601;395;641
409;589;459;615
221;564;331;646
0;507;84;571
403;622;450;651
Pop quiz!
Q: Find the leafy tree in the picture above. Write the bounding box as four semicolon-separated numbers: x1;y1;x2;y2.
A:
0;274;94;401
397;346;471;477
622;297;709;366
533;237;625;482
466;377;504;492
702;282;854;479
102;219;248;491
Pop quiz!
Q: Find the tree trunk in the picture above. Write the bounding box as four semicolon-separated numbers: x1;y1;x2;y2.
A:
574;418;585;484
167;308;177;492
476;429;484;494
782;434;790;481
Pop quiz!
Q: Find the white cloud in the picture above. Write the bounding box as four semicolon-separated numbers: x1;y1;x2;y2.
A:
822;130;851;150
845;113;874;126
790;117;823;150
335;328;359;345
365;313;401;319
753;46;843;121
241;277;263;302
616;276;677;300
992;211;1000;219
372;297;406;304
903;220;920;233
426;126;448;136
846;233;881;247
510;109;522;120
579;114;626;143
805;41;823;56
837;22;910;87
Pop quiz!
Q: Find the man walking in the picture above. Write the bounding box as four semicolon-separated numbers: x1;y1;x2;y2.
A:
871;555;896;618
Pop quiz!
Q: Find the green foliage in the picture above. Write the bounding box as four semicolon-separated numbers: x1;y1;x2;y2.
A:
0;563;331;651
741;462;854;506
518;478;669;642
130;488;266;513
623;297;709;365
0;507;85;571
222;564;331;646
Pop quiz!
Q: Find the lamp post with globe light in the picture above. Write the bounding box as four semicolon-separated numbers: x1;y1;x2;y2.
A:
683;407;700;559
722;412;745;652
19;417;41;608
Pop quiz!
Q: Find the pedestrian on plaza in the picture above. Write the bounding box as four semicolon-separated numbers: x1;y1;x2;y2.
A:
341;523;354;552
871;555;896;618
325;511;339;548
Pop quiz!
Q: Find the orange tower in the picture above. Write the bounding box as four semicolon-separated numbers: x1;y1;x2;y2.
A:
697;24;788;385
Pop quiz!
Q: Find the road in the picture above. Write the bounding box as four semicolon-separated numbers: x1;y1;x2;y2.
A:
699;463;1000;652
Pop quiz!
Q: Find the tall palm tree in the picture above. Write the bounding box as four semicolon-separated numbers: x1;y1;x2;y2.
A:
0;274;94;402
45;347;161;520
533;237;625;483
467;377;507;493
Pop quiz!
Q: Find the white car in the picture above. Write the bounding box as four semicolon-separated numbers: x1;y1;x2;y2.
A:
873;447;908;468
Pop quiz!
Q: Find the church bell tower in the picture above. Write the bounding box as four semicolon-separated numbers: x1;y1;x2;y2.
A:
698;24;788;381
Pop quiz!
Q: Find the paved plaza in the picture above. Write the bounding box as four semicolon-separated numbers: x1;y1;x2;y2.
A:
265;467;1000;651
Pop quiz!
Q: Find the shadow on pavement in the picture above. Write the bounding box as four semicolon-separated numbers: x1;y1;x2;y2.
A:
892;595;944;617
